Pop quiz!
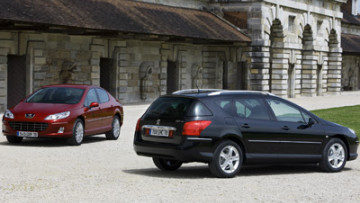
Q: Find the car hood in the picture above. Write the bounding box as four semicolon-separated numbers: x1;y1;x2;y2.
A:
11;102;78;117
319;118;343;128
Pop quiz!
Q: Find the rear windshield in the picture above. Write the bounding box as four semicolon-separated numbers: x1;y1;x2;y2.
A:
145;97;194;119
27;87;84;104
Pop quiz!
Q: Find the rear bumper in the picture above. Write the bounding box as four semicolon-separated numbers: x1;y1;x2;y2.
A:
134;135;214;162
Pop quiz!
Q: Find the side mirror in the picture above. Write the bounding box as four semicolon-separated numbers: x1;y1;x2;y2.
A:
89;102;99;108
307;118;315;127
298;118;315;129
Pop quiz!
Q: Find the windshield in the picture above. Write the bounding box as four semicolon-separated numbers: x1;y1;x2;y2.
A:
145;97;194;119
27;87;84;104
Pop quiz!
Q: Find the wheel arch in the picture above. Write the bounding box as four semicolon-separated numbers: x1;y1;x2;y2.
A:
76;116;86;128
217;134;247;161
114;109;123;125
331;134;350;160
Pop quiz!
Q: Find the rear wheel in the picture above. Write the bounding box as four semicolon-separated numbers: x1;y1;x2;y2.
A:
105;116;121;140
320;138;347;172
152;157;183;171
6;136;23;144
209;140;243;178
68;119;84;146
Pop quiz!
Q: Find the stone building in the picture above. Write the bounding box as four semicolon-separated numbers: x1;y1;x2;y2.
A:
0;0;349;111
0;0;250;111
341;0;360;91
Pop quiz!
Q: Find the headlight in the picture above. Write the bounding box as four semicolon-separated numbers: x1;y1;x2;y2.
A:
45;111;70;120
349;128;356;135
4;110;14;119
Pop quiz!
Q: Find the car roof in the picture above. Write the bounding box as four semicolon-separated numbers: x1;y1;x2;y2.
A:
42;84;99;89
171;89;275;98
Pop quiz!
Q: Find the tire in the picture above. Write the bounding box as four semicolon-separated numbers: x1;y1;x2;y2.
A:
152;157;183;171
320;138;347;172
6;136;23;144
209;140;243;178
68;119;84;145
105;116;121;140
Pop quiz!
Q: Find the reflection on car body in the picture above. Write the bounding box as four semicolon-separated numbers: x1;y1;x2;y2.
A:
2;84;123;145
134;89;359;178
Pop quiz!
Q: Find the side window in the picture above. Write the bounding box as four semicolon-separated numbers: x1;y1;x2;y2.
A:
301;111;313;123
96;88;109;104
84;89;98;107
234;98;270;120
214;99;233;114
266;99;305;123
188;101;212;116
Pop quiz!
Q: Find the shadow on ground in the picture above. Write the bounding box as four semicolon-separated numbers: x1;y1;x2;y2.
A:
0;135;107;147
123;164;352;179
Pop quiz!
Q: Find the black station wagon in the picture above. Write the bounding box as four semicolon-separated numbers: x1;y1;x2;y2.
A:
134;90;359;178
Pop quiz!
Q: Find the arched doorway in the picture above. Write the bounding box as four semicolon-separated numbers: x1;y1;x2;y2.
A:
269;19;285;94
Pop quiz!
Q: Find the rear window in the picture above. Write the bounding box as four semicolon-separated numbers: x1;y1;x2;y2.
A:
145;97;194;119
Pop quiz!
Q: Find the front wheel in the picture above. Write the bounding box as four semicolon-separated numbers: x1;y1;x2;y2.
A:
209;140;243;178
320;138;347;172
152;157;183;171
6;136;23;144
105;116;121;140
68;119;84;146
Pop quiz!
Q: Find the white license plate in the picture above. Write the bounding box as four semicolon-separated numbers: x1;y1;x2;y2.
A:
150;127;169;137
16;131;38;138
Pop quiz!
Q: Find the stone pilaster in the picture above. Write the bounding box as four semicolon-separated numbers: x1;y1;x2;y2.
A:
160;43;170;95
270;49;288;97
249;46;270;91
301;52;317;96
327;51;342;94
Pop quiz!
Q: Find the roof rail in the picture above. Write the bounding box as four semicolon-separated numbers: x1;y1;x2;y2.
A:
172;89;221;95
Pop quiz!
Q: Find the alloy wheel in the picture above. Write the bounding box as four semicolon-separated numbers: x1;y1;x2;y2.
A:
219;145;240;174
328;143;345;169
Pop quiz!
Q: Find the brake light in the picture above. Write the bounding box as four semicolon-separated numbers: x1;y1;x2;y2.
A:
136;118;141;132
182;120;212;136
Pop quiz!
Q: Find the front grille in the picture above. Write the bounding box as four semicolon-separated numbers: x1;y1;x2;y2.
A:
8;122;49;132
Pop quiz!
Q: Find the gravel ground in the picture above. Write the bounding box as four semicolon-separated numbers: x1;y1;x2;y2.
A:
1;93;360;203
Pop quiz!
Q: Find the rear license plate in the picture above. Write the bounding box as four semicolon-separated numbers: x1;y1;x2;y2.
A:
16;131;38;138
150;127;169;137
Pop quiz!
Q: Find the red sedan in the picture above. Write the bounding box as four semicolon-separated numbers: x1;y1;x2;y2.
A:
2;84;123;145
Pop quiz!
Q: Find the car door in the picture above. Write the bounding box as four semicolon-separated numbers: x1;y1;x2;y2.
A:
265;97;326;156
231;96;285;159
95;88;113;131
83;88;103;135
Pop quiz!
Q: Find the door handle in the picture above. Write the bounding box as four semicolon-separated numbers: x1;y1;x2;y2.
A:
241;123;250;129
282;126;290;130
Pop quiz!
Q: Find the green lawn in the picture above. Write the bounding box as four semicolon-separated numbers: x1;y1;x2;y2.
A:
311;105;360;138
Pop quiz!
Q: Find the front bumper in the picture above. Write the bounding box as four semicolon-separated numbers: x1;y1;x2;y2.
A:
2;119;73;138
134;134;214;162
349;140;359;161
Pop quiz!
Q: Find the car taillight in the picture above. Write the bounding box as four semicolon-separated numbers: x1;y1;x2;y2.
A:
182;120;212;136
136;118;141;132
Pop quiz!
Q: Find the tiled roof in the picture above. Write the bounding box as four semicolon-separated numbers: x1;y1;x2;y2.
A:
342;33;360;54
0;0;251;42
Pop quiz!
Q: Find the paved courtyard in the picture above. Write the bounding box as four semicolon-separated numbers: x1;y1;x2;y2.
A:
0;92;360;202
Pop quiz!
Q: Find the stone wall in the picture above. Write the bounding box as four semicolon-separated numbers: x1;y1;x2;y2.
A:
0;30;247;109
0;32;16;111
